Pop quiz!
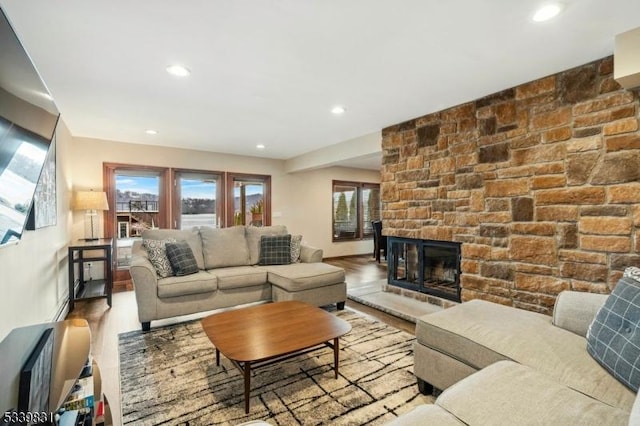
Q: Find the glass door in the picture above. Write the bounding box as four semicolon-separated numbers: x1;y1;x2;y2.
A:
225;173;271;227
114;171;161;270
173;171;222;230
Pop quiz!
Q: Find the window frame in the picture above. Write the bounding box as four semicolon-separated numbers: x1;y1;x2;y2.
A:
332;180;381;242
224;172;272;227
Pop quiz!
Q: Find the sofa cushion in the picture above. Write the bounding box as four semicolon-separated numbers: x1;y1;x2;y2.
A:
416;299;636;410
245;225;288;265
200;226;250;269
142;229;204;270
290;234;302;263
587;273;640;392
267;263;345;291
157;271;217;298
165;241;199;276
436;361;630;426
259;234;292;265
143;238;176;278
384;404;464;426
211;266;269;290
631;390;640;426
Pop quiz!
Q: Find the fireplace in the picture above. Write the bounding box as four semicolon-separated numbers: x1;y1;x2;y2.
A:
387;237;461;302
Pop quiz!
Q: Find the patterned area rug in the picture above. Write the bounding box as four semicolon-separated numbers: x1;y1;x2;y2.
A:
119;308;433;425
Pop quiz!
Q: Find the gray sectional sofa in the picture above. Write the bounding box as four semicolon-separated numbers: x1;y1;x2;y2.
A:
389;284;639;425
129;225;346;331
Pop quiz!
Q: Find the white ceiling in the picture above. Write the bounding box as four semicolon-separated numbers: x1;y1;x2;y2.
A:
1;0;640;169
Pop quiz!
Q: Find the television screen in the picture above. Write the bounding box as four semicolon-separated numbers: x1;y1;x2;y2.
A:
0;7;59;247
17;328;54;426
0;118;50;245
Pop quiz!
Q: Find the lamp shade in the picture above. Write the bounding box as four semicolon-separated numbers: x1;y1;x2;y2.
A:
73;191;109;211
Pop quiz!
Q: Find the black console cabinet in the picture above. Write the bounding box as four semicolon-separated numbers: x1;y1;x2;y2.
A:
68;239;113;311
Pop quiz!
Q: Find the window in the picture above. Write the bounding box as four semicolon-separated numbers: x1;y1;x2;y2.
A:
104;164;170;281
172;170;223;230
332;180;381;241
225;173;271;227
104;164;272;282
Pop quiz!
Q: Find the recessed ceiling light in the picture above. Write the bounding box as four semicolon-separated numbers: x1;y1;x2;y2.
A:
166;64;191;77
533;3;563;22
331;105;346;115
145;129;158;135
256;144;266;150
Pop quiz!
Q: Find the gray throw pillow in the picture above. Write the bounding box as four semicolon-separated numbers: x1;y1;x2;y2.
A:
587;270;640;392
259;234;292;266
165;241;199;276
142;238;176;278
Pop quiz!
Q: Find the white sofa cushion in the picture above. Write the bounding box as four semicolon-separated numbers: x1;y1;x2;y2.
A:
157;271;217;298
200;226;250;269
212;266;268;290
266;263;345;291
436;361;630;426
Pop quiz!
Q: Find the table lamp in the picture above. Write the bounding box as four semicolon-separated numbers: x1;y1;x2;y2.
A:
73;190;109;241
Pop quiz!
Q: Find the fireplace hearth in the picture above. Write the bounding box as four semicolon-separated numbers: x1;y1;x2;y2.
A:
387;237;461;302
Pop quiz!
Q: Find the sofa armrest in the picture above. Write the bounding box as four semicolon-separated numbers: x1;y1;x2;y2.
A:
129;253;159;323
299;244;323;263
552;290;609;337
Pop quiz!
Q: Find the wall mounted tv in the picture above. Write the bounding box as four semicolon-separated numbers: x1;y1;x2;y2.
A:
0;7;59;247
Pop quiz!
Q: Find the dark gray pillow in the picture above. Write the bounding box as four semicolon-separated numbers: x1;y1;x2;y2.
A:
259;234;292;266
586;274;640;392
165;241;199;276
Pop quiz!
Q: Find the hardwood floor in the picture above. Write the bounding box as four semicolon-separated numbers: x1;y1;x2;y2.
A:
66;254;413;425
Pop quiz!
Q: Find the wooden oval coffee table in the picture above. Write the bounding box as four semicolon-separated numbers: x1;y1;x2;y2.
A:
201;301;352;413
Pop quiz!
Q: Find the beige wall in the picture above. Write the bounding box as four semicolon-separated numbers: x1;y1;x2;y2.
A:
0;120;73;341
70;137;381;257
0;130;381;340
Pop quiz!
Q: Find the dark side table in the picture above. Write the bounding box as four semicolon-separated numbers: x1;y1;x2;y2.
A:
68;238;113;311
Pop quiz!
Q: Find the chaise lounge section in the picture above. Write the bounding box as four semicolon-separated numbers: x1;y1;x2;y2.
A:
129;225;346;331
389;268;640;425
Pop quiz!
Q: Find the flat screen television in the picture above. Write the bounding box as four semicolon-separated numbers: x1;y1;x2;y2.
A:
17;328;54;426
0;7;59;247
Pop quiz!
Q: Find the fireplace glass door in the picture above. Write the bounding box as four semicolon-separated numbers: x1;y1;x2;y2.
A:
388;237;461;302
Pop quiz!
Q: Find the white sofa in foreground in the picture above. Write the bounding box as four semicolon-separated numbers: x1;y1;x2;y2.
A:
390;269;640;425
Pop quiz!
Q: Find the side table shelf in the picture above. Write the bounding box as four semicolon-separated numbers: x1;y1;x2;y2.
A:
68;239;114;311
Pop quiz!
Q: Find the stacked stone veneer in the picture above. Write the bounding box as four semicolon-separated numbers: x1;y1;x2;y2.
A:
381;56;640;314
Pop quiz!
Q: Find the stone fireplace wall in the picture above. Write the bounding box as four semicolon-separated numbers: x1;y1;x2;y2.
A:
381;56;640;314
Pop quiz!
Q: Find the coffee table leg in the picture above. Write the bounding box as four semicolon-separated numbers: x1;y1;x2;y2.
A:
216;349;220;366
334;338;339;379
244;362;251;413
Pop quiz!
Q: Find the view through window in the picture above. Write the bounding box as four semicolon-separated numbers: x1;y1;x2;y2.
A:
115;172;160;268
332;181;380;241
175;172;221;230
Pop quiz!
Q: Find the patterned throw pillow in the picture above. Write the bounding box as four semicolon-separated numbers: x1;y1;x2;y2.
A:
587;269;640;392
143;238;176;278
624;266;640;282
259;234;292;266
290;234;302;263
165;241;199;276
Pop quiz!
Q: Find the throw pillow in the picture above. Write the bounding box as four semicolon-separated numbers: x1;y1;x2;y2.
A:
624;266;640;282
290;234;303;263
165;240;199;276
586;270;640;392
259;234;292;266
143;238;176;278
